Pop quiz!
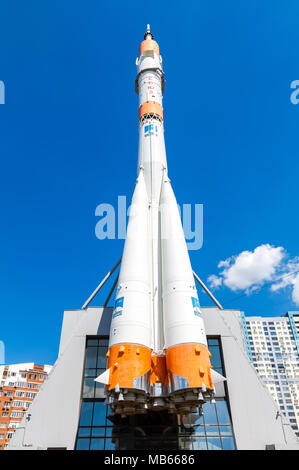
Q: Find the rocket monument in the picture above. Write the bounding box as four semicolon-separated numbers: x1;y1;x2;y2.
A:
96;26;225;416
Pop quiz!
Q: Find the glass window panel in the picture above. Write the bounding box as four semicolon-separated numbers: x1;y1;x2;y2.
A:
92;402;107;426
203;402;218;424
105;427;113;437
113;425;130;436
160;439;178;449
85;347;97;369
192;425;205;436
216;400;231;425
135;438;150;450
219;425;232;436
93;369;105;384
79;402;93;426
193;437;207;450
178;437;193;450
95;382;106;399
78;427;91;437
106;403;114;419
178;437;192;450
77;337;238;451
91;427;106;437
190;413;204;425
160;426;177;438
76;438;90;450
222;436;235;450
214;382;225;398
146;439;164;449
82;378;95;399
207;437;222;450
97;348;108;368
208;339;219;346
209;347;222;369
180;414;190;427
109;425;123;436
90;438;105;450
178;425;187;436
119;435;135;450
84;369;97;378
105;438;119;450
99;338;109;348
205;426;220;436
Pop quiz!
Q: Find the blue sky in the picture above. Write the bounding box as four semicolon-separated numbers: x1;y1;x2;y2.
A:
0;0;299;365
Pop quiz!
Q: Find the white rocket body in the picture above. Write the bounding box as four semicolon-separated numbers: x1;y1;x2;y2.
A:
160;179;207;349
96;26;224;415
110;171;152;349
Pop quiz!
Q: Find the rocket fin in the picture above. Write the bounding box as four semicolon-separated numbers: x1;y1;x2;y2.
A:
95;368;110;385
210;368;226;384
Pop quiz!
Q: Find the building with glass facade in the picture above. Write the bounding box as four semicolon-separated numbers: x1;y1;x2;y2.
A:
241;312;299;438
7;306;299;450
75;337;235;451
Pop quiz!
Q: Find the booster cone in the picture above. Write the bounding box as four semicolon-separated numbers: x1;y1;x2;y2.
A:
160;176;214;411
96;171;152;415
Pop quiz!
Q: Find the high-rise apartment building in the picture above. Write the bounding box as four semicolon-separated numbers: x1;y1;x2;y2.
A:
241;312;299;437
0;363;52;450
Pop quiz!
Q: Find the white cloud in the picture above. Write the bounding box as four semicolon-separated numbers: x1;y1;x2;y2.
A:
207;274;223;289
210;244;285;292
292;275;299;305
218;258;232;269
208;244;299;306
270;257;299;306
